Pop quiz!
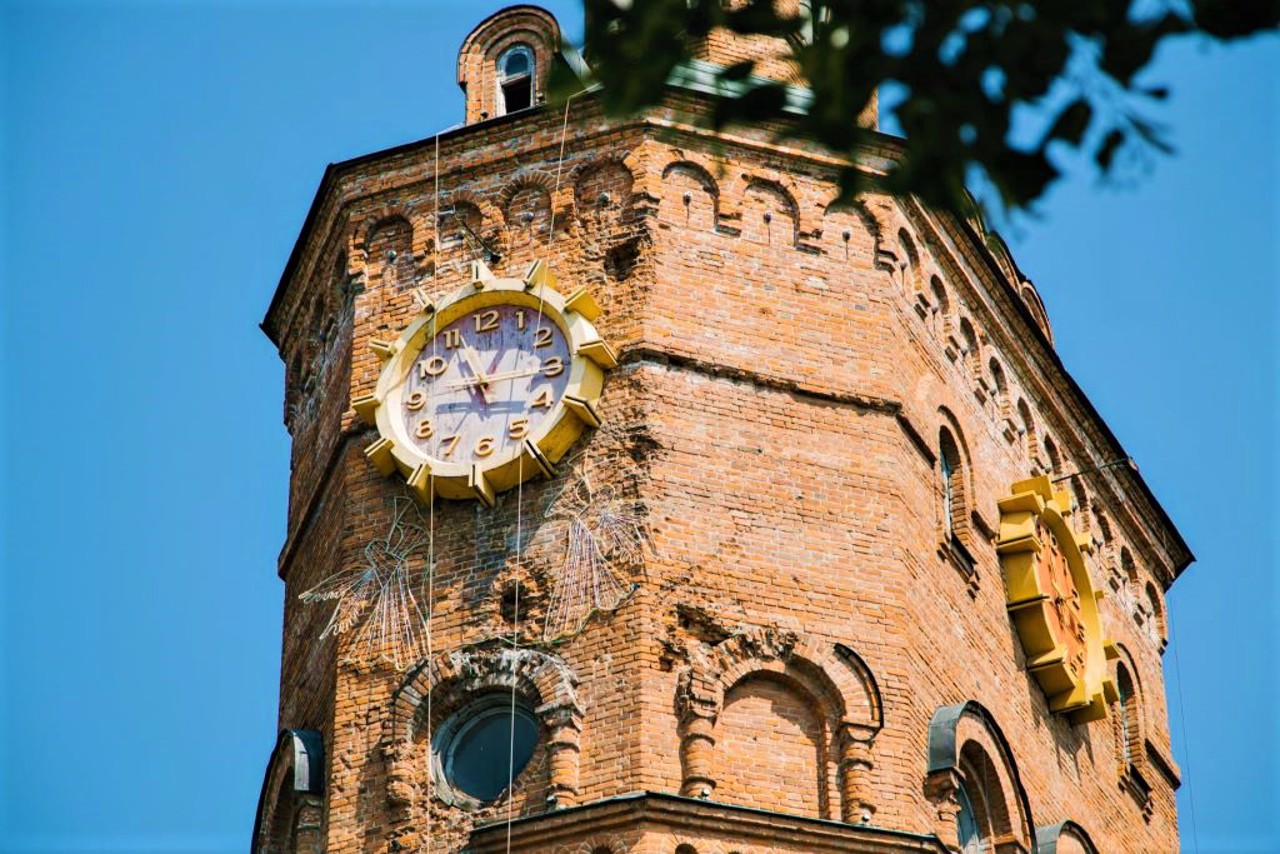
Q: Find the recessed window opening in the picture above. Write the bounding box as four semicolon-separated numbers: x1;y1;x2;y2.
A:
433;694;538;803
939;427;965;541
498;45;534;114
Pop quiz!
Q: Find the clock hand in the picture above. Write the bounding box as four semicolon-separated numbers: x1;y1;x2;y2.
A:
446;367;539;390
460;343;495;403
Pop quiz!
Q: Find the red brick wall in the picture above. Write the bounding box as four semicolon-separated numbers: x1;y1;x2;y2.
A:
715;674;826;818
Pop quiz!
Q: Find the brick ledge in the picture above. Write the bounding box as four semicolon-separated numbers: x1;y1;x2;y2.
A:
468;791;947;853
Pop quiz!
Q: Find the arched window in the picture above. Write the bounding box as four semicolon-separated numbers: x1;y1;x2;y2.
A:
1043;434;1062;475
1144;582;1167;647
1016;399;1036;460
1114;663;1140;769
497;44;535;114
938;426;972;560
959;318;980;382
925;702;1035;854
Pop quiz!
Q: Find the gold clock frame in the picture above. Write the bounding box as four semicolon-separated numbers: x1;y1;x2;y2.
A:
997;476;1118;723
354;260;616;507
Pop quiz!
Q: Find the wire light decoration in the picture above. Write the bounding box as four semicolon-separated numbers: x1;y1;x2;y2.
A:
299;495;430;670
542;456;648;642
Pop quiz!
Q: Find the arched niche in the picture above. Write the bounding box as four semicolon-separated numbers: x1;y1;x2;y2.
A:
1143;582;1168;649
740;178;799;246
895;228;924;300
675;628;883;823
361;214;416;292
925;701;1035;854
821;198;880;263
499;171;557;260
659;160;719;233
573;158;636;231
251;729;325;854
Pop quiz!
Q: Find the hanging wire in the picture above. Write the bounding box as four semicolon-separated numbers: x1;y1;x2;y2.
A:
503;87;589;853
1168;616;1200;853
422;129;443;854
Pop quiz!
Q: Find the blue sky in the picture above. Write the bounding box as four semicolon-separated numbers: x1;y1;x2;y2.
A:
0;2;1275;852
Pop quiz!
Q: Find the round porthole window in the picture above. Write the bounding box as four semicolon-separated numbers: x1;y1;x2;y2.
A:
433;695;539;805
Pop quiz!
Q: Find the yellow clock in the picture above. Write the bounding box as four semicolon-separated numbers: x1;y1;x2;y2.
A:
997;476;1117;723
354;260;616;507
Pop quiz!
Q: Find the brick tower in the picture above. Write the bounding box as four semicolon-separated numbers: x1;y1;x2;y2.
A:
253;6;1192;853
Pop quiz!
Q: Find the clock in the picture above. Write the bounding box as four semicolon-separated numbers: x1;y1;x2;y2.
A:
997;476;1117;723
354;260;616;506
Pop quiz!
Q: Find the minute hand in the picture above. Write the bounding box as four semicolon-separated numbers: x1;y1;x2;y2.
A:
447;367;540;390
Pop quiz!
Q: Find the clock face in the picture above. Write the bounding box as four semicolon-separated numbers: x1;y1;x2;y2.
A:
399;303;573;468
359;264;614;505
1036;518;1087;682
997;475;1114;723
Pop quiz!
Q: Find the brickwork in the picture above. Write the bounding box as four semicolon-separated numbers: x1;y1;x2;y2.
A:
257;7;1190;853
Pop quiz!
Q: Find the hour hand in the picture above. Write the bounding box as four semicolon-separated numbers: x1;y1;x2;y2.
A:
460;344;494;403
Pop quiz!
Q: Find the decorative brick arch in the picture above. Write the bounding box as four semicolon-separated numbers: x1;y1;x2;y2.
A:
675;628;884;822
569;152;643;193
659;158;722;231
571;157;638;226
1034;820;1098;854
352;207;415;256
820;196;881;262
251;729;325;854
441;187;502;231
721;173;804;246
852;196;912;274
387;646;585;810
497;168;559;212
925;701;1035;854
1019;281;1054;346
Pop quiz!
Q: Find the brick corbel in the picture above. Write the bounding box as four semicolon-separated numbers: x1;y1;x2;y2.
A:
924;767;965;852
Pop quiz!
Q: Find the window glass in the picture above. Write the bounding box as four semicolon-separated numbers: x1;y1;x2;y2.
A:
503;49;531;78
437;698;537;802
956;783;982;853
